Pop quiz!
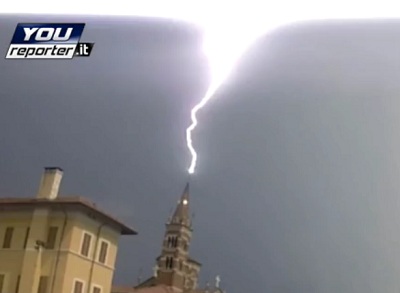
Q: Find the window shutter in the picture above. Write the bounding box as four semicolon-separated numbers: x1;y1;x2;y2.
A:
80;233;92;257
98;241;108;264
73;281;84;293
0;274;5;293
3;227;14;248
37;276;48;293
46;227;58;249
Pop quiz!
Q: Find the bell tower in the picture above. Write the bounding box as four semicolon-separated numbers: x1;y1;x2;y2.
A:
155;183;200;292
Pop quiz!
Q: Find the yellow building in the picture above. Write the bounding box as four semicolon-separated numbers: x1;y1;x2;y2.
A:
0;167;137;293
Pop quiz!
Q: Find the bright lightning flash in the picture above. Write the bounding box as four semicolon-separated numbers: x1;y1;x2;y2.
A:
186;82;220;174
3;0;400;174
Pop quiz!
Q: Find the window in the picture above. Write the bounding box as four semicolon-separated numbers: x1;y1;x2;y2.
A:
165;257;173;269
3;227;14;248
46;226;58;249
167;236;177;248
98;241;108;264
0;274;4;293
80;233;92;257
23;227;30;249
92;286;101;293
73;280;84;293
37;276;48;293
15;276;20;293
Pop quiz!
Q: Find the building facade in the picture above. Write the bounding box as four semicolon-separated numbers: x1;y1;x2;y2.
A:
0;167;136;293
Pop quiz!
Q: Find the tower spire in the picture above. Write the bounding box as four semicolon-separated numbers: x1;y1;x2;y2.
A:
171;182;190;226
155;182;200;291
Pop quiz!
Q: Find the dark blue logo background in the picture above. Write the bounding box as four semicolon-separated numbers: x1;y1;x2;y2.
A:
11;23;85;44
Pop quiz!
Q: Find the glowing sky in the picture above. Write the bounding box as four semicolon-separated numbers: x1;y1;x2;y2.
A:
3;0;400;173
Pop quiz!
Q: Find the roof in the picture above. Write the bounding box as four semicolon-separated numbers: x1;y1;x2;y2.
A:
188;257;202;266
111;286;136;293
112;286;223;293
0;196;137;235
135;277;157;289
111;285;174;293
185;288;224;293
135;286;175;293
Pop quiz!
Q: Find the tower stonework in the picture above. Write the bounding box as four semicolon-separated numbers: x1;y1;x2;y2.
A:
112;183;227;293
156;183;201;292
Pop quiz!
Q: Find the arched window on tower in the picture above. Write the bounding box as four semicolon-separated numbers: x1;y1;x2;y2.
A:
165;257;174;269
167;236;180;248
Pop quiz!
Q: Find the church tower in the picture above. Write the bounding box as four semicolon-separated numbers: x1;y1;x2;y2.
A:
115;183;228;293
155;183;201;292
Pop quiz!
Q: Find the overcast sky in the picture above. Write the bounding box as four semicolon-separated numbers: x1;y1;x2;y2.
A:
2;14;400;293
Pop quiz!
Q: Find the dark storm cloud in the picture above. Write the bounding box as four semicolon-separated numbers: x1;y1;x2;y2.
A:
2;14;400;293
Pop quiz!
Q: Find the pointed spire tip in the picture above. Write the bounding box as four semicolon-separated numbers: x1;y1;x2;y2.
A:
184;181;189;194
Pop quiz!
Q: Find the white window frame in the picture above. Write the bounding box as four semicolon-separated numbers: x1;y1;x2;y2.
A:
71;278;85;293
97;239;110;265
79;231;94;258
91;284;102;293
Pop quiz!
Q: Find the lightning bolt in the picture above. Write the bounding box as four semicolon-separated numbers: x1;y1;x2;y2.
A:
185;23;266;174
186;82;219;174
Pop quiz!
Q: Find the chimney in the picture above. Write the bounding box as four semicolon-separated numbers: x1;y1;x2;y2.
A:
37;167;64;199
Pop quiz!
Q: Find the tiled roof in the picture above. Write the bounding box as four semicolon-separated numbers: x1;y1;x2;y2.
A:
135;286;175;293
0;196;137;235
135;276;157;289
112;285;224;293
111;285;175;293
111;286;136;293
186;289;224;293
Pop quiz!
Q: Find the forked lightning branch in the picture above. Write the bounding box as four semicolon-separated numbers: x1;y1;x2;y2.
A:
5;23;94;59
